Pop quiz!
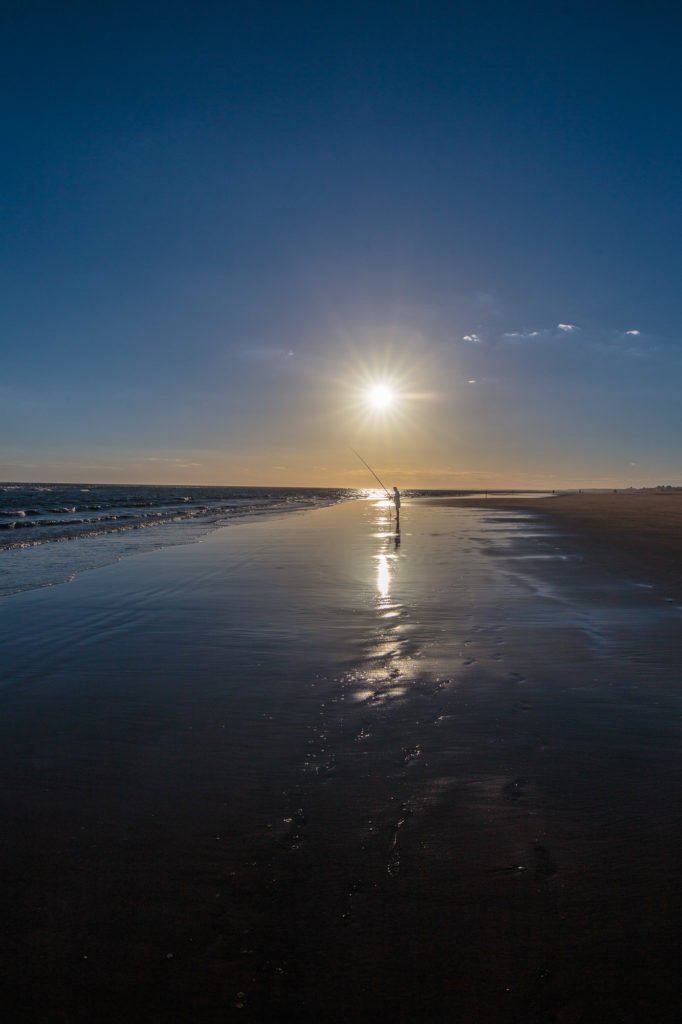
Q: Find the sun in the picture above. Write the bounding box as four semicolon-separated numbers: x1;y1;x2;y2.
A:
366;384;395;410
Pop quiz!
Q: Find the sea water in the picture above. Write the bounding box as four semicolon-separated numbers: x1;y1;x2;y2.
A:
0;483;359;597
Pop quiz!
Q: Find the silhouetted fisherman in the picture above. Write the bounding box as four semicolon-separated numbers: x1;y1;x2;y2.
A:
393;486;401;531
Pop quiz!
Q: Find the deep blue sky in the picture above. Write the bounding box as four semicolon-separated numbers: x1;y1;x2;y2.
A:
2;1;681;486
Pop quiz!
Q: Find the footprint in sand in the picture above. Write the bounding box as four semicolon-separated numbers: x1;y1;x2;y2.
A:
317;755;336;778
387;802;412;877
281;808;308;850
402;744;423;765
503;777;528;801
512;699;532;713
532;844;557;880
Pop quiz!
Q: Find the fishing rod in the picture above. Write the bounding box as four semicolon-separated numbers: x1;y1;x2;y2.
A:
352;449;391;499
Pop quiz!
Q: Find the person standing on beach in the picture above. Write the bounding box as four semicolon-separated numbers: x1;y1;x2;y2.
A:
393;486;401;530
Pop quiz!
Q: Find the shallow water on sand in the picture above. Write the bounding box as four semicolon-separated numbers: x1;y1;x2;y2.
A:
1;498;681;1022
0;484;359;596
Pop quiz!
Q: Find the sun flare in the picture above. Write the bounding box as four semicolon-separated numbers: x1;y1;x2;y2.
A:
366;384;395;410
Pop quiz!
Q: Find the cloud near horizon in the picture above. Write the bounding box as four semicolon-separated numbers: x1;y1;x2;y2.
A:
143;457;203;467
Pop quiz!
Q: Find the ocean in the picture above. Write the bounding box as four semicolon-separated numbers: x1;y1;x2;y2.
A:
0;483;358;597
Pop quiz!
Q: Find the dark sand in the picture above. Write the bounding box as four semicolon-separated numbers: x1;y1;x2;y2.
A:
425;490;682;596
1;498;682;1022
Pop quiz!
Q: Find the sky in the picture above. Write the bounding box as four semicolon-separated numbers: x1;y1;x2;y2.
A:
2;0;681;489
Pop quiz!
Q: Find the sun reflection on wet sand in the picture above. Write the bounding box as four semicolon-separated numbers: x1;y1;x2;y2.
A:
376;553;391;600
361;499;419;686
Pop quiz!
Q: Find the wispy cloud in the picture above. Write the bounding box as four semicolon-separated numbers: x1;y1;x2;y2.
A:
462;333;481;343
557;323;578;332
142;457;202;467
625;329;641;336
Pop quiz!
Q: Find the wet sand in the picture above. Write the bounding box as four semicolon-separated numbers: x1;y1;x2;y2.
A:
1;498;682;1022
425;490;682;596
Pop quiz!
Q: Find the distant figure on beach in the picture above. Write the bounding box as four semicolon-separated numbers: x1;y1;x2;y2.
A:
393;486;401;531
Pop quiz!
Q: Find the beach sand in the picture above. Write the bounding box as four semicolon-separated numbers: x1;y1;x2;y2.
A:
1;497;682;1022
424;490;682;596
